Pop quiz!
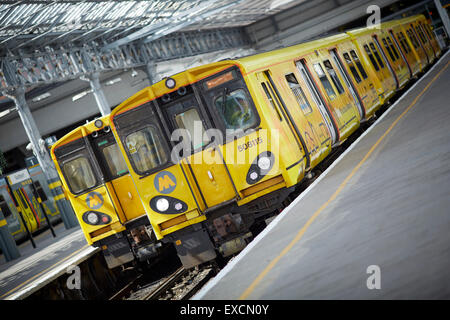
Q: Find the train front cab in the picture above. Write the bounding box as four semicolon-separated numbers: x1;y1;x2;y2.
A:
51;117;161;269
111;61;319;267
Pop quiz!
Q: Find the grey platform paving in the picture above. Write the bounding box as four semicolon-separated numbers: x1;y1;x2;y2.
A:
0;225;96;300
195;51;450;300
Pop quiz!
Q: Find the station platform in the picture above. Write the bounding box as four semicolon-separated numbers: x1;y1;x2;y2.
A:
0;224;97;300
195;51;450;299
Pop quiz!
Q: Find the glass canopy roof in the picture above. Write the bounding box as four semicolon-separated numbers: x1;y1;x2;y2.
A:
0;0;303;55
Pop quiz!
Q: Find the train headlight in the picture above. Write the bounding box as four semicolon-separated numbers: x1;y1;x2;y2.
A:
150;196;188;214
165;77;176;89
156;198;169;212
246;151;275;185
87;212;99;225
82;211;111;225
257;156;271;170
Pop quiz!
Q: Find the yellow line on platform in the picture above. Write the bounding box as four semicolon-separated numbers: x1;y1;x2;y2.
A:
239;60;450;300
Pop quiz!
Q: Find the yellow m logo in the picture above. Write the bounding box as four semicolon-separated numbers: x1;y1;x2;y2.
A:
158;175;176;192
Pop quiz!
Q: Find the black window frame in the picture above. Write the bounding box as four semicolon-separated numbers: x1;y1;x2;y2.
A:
313;62;338;100
59;152;101;196
382;38;396;61
284;72;313;114
350;50;368;79
113;102;173;178
343;52;362;83
369;42;385;68
123;124;172;177
323;59;345;95
387;36;400;60
199;66;261;142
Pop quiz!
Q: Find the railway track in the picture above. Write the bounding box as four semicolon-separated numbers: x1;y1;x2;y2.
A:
109;264;216;300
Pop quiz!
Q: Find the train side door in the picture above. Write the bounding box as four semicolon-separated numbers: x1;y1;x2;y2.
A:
163;93;238;210
389;30;415;76
295;60;338;145
284;72;331;166
330;49;365;120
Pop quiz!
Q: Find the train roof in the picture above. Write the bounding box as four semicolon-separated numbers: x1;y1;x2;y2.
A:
51;115;110;156
110;14;425;118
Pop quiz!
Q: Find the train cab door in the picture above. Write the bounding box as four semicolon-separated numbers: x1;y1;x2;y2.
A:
162;91;238;210
295;60;338;145
330;49;365;120
91;131;144;222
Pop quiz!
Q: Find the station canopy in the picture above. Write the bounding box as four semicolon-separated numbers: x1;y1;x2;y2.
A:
0;0;304;92
0;0;303;55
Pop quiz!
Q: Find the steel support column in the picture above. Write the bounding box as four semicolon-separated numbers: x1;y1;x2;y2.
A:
0;209;20;262
2;87;78;230
144;62;157;85
434;0;450;41
82;72;111;116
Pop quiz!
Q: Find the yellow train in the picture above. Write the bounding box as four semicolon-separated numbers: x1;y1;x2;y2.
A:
57;14;440;269
0;164;61;242
51;116;165;269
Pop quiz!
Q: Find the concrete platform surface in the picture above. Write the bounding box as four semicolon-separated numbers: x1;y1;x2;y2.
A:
195;51;450;300
0;225;96;300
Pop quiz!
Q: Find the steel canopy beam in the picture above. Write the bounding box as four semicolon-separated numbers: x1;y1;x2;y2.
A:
102;0;245;50
0;27;249;90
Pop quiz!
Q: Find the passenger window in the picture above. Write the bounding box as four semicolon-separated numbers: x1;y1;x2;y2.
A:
387;36;400;60
214;88;258;131
402;32;412;52
63;157;96;194
397;32;410;53
350;50;368;79
285;73;313;114
261;82;282;121
382;38;396;61
125;126;168;174
0;195;13;219
364;44;380;71
343;52;362;83
369;43;384;68
407;29;419;49
323;60;345;94
313;63;336;100
416;26;427;43
102;144;128;177
174;108;209;150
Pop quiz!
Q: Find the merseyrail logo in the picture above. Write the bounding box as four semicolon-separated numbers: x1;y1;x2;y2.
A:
154;171;177;194
86;192;104;210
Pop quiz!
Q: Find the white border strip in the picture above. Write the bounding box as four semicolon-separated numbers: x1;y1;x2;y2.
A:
193;50;449;300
